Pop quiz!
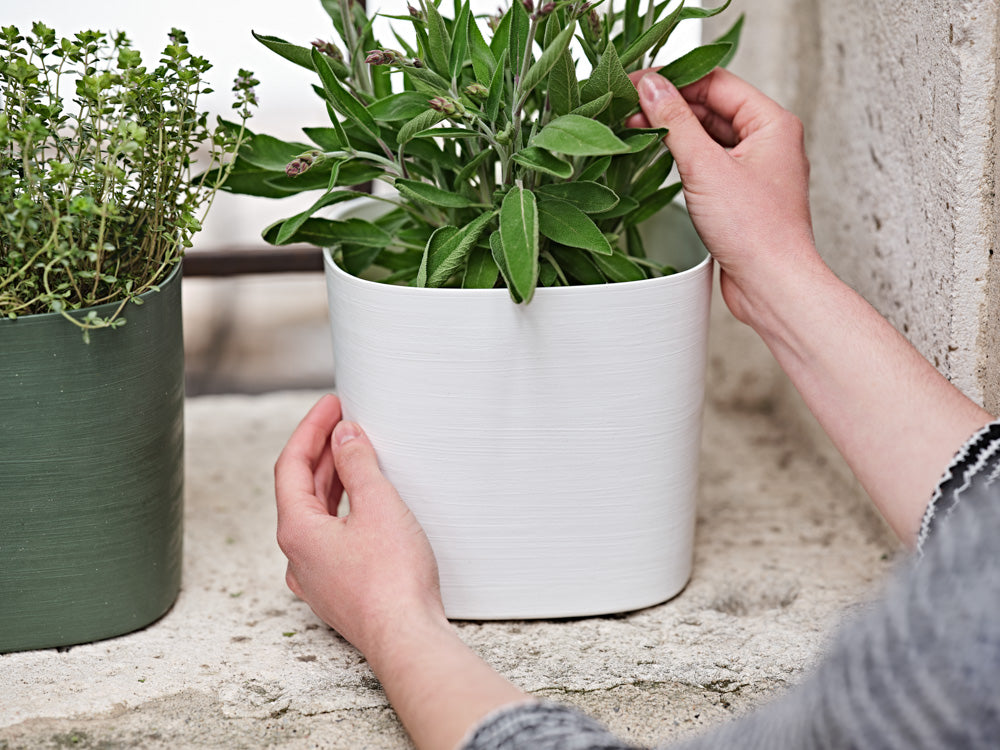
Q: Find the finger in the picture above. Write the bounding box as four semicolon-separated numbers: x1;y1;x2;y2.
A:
331;421;403;520
314;446;345;516
275;394;343;525
689;103;739;147
625;112;651;129
677;68;789;143
637;73;724;170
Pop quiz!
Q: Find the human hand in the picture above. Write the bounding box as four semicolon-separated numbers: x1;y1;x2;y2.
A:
629;68;820;328
274;395;446;657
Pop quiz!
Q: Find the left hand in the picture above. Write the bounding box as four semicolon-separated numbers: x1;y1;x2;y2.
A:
274;394;447;657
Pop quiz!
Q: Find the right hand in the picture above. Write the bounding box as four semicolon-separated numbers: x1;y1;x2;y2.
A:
631;68;820;328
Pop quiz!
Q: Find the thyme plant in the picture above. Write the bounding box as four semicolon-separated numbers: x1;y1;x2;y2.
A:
224;0;741;302
0;24;257;336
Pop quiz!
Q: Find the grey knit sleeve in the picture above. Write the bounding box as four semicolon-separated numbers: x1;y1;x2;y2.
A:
462;420;1000;750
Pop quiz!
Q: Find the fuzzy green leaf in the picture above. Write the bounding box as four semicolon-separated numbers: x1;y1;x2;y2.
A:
536;182;619;213
485;48;508;123
507;0;531;80
544;16;579;116
657;42;734;88
422;0;452;76
449;1;472;80
537;199;613;255
395;178;483;208
368;92;436;122
489;231;523;303
264;217;391;247
712;14;744;68
419;212;495;287
591;195;640;220
303;126;343;150
624;182;683;227
274;190;365;245
463;245;500;288
630;152;674;200
577;155;613;182
468;13;496;84
499;187;539;303
579;42;638;122
617;4;684;69
568;91;613;119
532;115;630;156
239;134;311;171
398;109;447;144
518;23;576;102
591;251;646;282
511;147;573;179
311;47;380;141
253;31;349;78
549;245;605;285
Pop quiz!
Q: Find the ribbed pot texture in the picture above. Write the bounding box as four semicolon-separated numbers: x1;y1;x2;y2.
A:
0;265;184;652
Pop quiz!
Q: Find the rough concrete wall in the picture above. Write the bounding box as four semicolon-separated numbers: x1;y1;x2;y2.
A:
708;0;1000;409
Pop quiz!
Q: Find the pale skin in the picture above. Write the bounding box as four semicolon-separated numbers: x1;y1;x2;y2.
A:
274;69;995;750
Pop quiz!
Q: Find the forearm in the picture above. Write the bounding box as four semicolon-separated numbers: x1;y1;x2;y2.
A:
367;614;530;750
744;249;993;543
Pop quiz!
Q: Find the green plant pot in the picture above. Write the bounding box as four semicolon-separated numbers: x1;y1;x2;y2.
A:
0;266;184;652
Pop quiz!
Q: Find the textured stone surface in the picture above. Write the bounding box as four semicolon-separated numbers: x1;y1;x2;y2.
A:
711;1;1000;410
0;302;898;748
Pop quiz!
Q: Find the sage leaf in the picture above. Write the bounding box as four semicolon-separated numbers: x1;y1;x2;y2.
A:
396;178;483;208
275;190;365;245
591;251;646;282
419;212;495;287
617;4;684;69
549;245;604;285
519;24;576;102
422;0;452;76
536;182;619;213
624;182;683;227
468;13;496;84
657;42;734;88
463;245;500;288
532;115;630;156
368;92;435;122
265;217;392;247
507;0;531;80
712;14;745;68
630;152;674;201
239;134;311;171
568;91;612;120
253;31;349;78
398;109;447;144
449;1;472;80
678;0;732;20
311;47;381;142
499;187;539;303
489;231;523;303
579;43;637;122
303;126;343;151
591;195;640;221
577;155;613;182
545;16;579;116
537;199;613;255
511;146;573;179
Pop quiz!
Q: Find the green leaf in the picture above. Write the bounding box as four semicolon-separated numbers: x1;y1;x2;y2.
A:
712;14;744;68
549;245;604;285
622;131;661;154
422;0;452;76
418;212;495;287
395;178;483;208
591;251;646;282
539;257;560;286
532;115;630;156
454;148;493;186
489;6;512;59
624;182;683;226
311;47;381;142
398;108;447;144
402;64;452;93
577;155;613;182
507;0;531;80
518;23;576;102
568;91;612;119
657;42;733;88
485;48;508;123
368;92;435;122
239;133;311;171
468;13;496;84
536;182;619;213
499;187;539;303
341;244;383;277
303;126;343;151
537;199;613;255
463;245;500;288
630;152;674;201
275;190;365;245
253;31;349;78
591;195;640;220
449;1;471;80
511;146;573;179
264;217;392;247
489;231;523;303
412;127;481;138
617;3;684;69
546;34;580;116
678;0;732;20
579;42;638;122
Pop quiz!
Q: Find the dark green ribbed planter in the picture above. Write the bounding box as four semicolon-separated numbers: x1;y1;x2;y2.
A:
0;265;184;652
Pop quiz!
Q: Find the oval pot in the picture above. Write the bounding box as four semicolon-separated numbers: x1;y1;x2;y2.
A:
325;202;711;619
0;266;184;652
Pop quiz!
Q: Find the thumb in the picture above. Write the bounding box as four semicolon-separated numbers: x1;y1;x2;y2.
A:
637;73;720;172
331;421;400;518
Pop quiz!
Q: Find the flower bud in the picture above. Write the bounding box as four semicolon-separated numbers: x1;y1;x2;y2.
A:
365;49;397;66
312;39;344;62
407;4;423;19
285;150;323;177
464;82;488;100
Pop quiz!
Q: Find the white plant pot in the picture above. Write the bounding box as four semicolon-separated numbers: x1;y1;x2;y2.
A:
324;200;712;619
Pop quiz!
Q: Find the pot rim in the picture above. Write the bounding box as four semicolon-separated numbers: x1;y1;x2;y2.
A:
0;260;183;325
323;199;711;300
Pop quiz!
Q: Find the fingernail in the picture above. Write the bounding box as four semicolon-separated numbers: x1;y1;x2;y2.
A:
333;421;362;446
639;73;677;103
